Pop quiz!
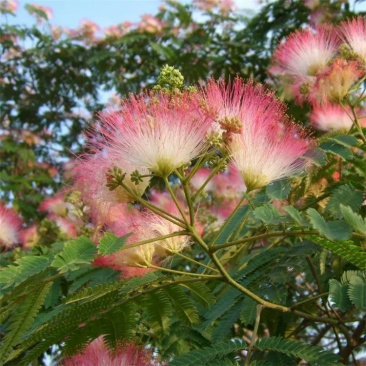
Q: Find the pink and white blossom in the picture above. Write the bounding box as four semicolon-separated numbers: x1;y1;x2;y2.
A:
73;149;150;224
19;225;39;248
309;103;365;132
97;203;188;269
0;202;23;248
48;214;77;238
311;58;364;103
339;17;366;63
149;214;190;257
203;79;315;191
39;194;69;217
0;0;18;14
139;14;163;34
272;26;340;83
202;78;284;139
96;92;212;177
63;336;156;366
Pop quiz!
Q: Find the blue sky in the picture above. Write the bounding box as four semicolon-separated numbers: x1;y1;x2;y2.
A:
9;0;261;28
4;0;366;31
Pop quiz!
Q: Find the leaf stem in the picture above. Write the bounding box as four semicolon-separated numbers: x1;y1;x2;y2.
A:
164;176;190;227
146;263;221;278
210;230;319;252
118;231;190;251
191;230;342;325
171;250;219;273
191;161;226;202
117;179;185;227
245;304;263;366
209;194;247;246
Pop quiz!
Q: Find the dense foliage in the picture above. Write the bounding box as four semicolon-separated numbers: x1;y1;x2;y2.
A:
0;0;365;365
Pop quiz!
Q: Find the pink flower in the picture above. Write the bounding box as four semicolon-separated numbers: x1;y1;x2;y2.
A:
51;26;63;41
203;79;315;191
73;149;150;224
26;4;52;23
193;0;219;12
19;225;39;248
191;165;245;199
303;0;320;10
339;17;366;63
202;78;285;140
103;23;131;39
272;26;340;83
96;203;188;271
0;202;23;248
149;214;190;257
190;168;216;193
39;194;69;217
219;0;236;15
139;15;163;34
102;207;157;268
19;129;41;146
79;19;99;37
48;214;77;238
309;103;362;132
0;0;18;14
212;164;246;199
63;336;156;366
311;58;364;103
96;92;212;177
308;8;328;27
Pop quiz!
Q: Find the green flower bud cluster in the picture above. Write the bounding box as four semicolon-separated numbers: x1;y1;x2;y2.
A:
106;166;126;191
153;64;184;93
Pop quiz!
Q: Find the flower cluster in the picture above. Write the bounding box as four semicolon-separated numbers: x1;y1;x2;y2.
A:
271;17;366;133
63;336;158;366
71;76;316;269
94;203;189;276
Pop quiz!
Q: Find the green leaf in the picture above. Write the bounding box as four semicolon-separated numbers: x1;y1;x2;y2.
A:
98;232;131;255
214;206;250;244
163;286;200;325
142;289;173;333
320;141;353;160
150;41;176;59
240;297;258;326
254;204;283;224
348;274;366;309
307;209;351;240
329;135;358;147
210;358;239;366
170;339;246;366
24;4;50;21
283;206;309;226
328;279;351;312
307;235;366;270
325;184;363;219
0;256;50;291
180;281;216;308
255;337;342;365
266;180;291;200
212;300;242;340
51;236;97;273
0;281;52;364
68;266;118;293
340;205;366;235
